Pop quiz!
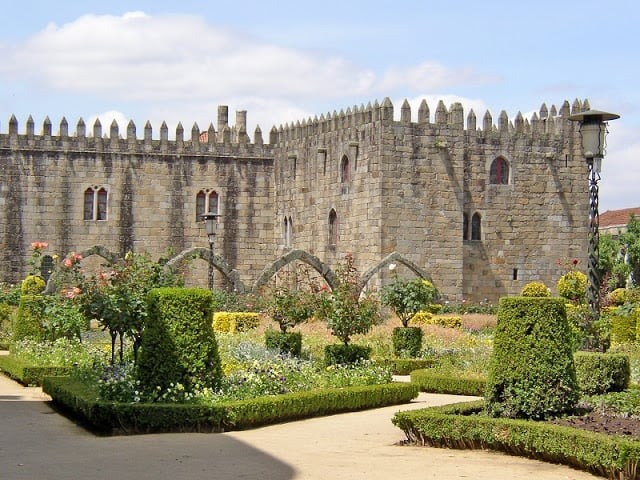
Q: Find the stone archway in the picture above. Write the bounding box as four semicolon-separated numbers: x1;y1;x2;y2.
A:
359;251;434;295
43;245;121;294
164;247;246;293
252;249;337;292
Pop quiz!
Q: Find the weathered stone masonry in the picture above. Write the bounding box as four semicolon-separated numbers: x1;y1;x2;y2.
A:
0;98;590;302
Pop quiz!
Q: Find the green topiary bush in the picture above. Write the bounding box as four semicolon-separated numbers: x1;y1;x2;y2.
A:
391;326;423;357
264;330;303;356
12;294;45;341
557;270;587;303
609;307;640;344
21;275;45;295
574;352;630;395
137;288;223;396
520;281;550;297
485;297;579;420
324;344;371;366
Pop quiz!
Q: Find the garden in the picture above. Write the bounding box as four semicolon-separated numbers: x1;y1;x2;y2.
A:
4;225;640;478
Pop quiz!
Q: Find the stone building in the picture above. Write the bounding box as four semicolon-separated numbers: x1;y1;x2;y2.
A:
0;98;591;303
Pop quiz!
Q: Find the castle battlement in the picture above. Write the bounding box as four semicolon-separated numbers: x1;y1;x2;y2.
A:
269;97;590;145
0;105;274;159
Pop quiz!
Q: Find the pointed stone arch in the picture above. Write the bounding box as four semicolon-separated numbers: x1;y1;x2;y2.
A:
43;245;122;294
359;251;434;294
253;249;337;292
164;247;245;293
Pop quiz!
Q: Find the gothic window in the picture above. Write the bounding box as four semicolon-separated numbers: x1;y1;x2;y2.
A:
283;216;293;247
196;189;220;221
489;156;509;185
471;212;482;241
288;216;293;246
84;188;94;220
340;155;350;183
463;213;469;240
328;209;338;247
97;188;108;220
84;186;108;221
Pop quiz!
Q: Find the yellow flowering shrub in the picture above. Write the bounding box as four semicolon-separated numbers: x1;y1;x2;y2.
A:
213;312;260;333
520;281;550;297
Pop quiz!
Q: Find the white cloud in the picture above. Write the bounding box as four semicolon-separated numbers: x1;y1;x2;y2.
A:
380;62;498;92
600;125;640;210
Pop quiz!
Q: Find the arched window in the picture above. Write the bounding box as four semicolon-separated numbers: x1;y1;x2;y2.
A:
340;155;350;183
84;188;94;220
489;157;509;185
463;213;469;240
196;191;206;221
328;209;338;247
208;191;219;214
97;188;108;220
471;212;482;241
288;216;293;246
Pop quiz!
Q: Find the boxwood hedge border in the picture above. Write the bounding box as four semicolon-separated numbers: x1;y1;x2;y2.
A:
0;355;72;386
392;401;640;480
42;376;419;435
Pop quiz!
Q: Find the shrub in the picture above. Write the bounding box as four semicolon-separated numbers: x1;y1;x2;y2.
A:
324;344;371;366
137;288;223;396
557;270;587;303
485;297;578;420
13;294;45;341
608;288;628;306
410;369;486;396
264;330;303;356
409;311;433;325
213;312;260;333
409;312;461;328
574;352;630;395
0;302;13;341
381;277;439;327
609;306;640;344
21;275;45;295
392;326;423;357
520;281;550;297
262;286;316;333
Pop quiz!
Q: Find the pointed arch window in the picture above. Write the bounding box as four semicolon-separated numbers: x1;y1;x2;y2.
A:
340;155;351;183
328;209;338;247
196;189;220;221
283;216;293;247
287;216;293;246
490;157;509;185
40;255;54;282
84;186;108;221
471;212;482;241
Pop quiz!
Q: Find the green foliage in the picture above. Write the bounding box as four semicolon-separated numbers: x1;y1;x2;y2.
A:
485;297;579;420
212;312;260;333
381;277;439;327
585;388;640;418
410;369;486;396
408;311;433;325
21;275;45;295
520;281;550;297
43;375;418;434
0;302;14;344
13;294;45;341
384;358;433;375
262;286;316;333
392;401;640;480
78;251;180;364
316;253;381;345
0;283;21;306
609;288;628;306
136;288;223;397
574;352;630;395
599;233;629;290
557;270;587;303
211;290;263;312
42;295;88;341
411;313;463;328
324;344;371;366
264;330;303;356
391;326;423;357
608;306;640;344
621;214;640;286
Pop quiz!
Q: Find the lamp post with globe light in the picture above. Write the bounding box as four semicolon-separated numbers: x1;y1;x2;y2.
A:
201;212;220;291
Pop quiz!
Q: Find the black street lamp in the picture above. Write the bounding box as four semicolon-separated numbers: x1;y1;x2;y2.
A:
201;212;220;290
568;109;620;348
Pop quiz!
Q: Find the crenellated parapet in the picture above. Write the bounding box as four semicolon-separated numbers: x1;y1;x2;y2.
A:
269;96;592;146
0;106;274;159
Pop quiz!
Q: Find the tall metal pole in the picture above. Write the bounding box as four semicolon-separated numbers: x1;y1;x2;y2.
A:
208;237;215;291
586;160;601;326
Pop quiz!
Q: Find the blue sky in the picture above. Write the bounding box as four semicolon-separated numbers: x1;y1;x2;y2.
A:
1;0;637;211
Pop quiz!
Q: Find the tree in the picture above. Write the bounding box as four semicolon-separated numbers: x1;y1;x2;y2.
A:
599;233;628;291
381;276;439;327
317;253;381;345
264;285;315;333
621;215;640;286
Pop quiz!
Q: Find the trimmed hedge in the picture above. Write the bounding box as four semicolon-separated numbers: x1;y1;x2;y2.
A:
391;326;422;357
486;297;578;419
0;355;71;386
392;401;640;480
13;294;45;341
213;311;260;333
324;344;371;365
264;330;302;356
387;358;434;375
43;376;419;435
574;352;630;395
410;369;485;396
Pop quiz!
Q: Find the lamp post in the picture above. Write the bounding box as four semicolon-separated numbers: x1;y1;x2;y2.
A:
201;212;219;290
568;109;620;348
